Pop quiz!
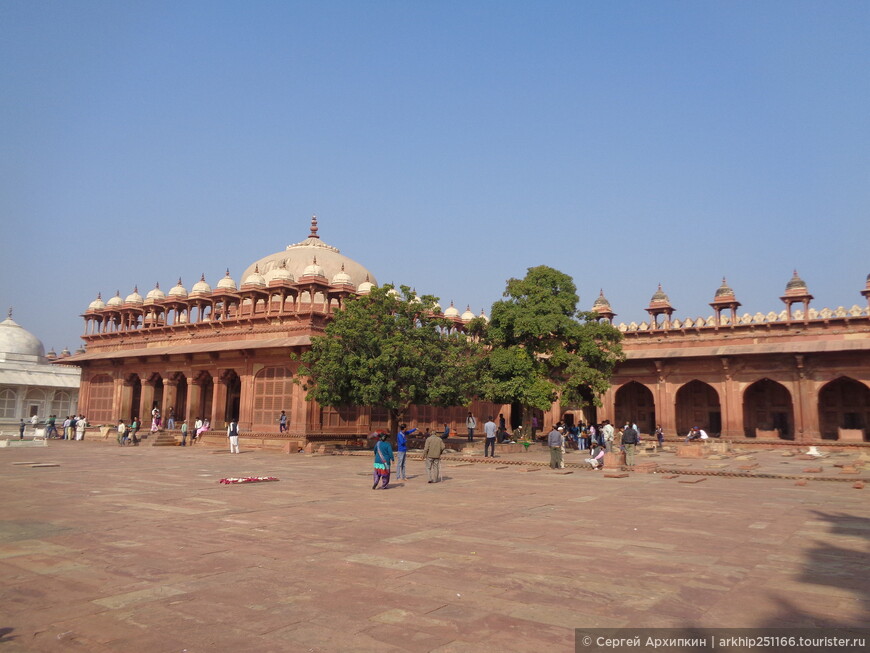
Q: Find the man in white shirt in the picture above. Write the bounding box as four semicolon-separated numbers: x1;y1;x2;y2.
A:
483;416;497;458
602;420;615;452
227;419;240;454
465;412;477;442
686;426;708;442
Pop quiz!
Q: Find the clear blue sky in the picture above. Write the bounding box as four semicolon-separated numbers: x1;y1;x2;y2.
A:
2;1;868;351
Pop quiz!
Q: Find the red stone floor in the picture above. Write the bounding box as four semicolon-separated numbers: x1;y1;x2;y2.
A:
0;443;867;652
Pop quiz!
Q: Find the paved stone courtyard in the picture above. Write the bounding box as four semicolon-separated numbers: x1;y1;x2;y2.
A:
0;443;867;652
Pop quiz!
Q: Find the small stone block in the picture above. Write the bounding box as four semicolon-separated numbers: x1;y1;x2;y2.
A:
853;481;865;489
678;477;707;484
839;467;859;474
803;467;823;473
11;461;40;465
603;472;629;478
662;474;679;479
795;480;807;486
737;464;759;470
555;470;574;475
797;455;818;460
521;468;540;472
29;463;59;467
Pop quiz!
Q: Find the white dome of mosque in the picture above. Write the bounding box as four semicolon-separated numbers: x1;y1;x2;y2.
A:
168;279;188;299
124;287;144;306
357;275;375;294
478;309;489;322
0;311;46;359
242;266;266;288
88;293;106;311
106;291;123;308
331;264;352;286
461;306;476;322
432;301;442;314
302;257;326;278
215;270;237;292
265;261;295;284
241;216;378;289
190;275;211;296
444;302;460;318
144;283;165;304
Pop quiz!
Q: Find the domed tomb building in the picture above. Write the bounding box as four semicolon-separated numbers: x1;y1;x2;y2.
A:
64;218;499;443
0;310;80;432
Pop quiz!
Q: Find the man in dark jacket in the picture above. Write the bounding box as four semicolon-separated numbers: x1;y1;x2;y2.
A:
621;421;639;467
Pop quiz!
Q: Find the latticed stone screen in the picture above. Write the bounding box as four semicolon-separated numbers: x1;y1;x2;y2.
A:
253;367;293;427
0;388;16;418
88;375;114;424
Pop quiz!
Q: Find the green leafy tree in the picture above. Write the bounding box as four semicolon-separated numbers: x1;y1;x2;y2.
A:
480;265;624;422
298;285;482;437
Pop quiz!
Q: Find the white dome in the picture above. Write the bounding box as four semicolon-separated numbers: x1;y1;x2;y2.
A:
331;264;352;286
432;302;442;313
191;275;211;296
88;293;106;311
125;287;143;306
461;306;476;322
444;301;460;318
0;315;46;358
106;291;123;308
265;261;294;284
241;216;377;289
144;283;165;304
357;275;375;294
478;309;489;322
215;270;237;292
168;279;188;299
302;257;326;278
242;265;266;288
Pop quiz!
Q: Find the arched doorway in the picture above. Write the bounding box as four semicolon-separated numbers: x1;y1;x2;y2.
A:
743;379;793;439
818;377;870;441
675;380;721;436
614;382;655;434
128;375;142;422
222;370;241;423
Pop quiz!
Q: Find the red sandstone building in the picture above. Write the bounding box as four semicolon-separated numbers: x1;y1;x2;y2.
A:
63;219;870;445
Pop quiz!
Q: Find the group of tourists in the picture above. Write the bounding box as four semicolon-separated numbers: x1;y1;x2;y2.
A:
546;419;662;470
373;424;449;489
17;414;88;440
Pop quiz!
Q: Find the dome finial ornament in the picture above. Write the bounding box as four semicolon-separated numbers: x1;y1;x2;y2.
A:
309;214;319;239
7;307;12;319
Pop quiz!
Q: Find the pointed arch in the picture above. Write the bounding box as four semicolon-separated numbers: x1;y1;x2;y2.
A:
818;377;870;441
743;379;794;439
675;380;721;436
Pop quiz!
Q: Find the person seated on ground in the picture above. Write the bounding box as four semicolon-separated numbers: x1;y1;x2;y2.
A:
685;426;708;442
585;442;606;470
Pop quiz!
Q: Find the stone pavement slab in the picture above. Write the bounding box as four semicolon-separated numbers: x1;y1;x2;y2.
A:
0;442;867;652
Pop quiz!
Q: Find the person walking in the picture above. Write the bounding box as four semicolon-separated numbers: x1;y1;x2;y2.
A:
167;407;176;430
180;419;188;446
30;414;38;436
621;420;639;468
372;432;394;489
395;423;417;481
117;420;128;446
19;418;25;440
227;419;240;454
278;410;287;433
548;426;563;469
465;412;477;442
192;417;203;444
75;415;86;441
654;424;664;449
423;429;446;483
63;416;72;440
483;416;497;457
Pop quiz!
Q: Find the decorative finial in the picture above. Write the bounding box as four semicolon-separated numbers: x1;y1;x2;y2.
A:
200;274;205;282
225;268;231;277
309;214;319;239
97;292;102;299
254;264;260;273
7;307;12;319
280;259;287;269
155;282;160;289
177;278;182;286
313;256;318;265
341;263;345;271
133;285;138;293
722;276;727;284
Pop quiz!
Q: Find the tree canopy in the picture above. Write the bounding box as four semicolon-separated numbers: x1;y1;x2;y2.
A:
298;285;482;435
479;265;624;413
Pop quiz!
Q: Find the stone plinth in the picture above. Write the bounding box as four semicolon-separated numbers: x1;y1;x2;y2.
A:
676;443;705;458
839;428;866;443
756;428;781;439
0;439;47;448
604;451;625;467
